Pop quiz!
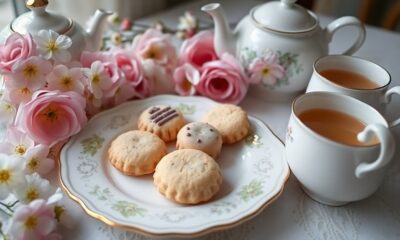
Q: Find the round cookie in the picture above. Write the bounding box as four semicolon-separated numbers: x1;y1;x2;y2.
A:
138;105;185;142
108;130;167;176
176;122;223;159
154;149;223;204
202;104;250;144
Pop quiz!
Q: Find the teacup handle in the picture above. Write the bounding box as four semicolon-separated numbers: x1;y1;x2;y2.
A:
383;86;400;128
355;124;395;178
325;16;366;55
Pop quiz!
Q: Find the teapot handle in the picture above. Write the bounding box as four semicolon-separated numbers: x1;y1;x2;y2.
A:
325;16;366;55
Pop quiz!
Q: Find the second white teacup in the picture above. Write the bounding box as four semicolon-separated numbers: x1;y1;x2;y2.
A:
306;55;400;127
286;92;395;206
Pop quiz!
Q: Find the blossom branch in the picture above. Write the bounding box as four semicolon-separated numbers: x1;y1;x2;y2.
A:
0;201;17;213
0;204;13;217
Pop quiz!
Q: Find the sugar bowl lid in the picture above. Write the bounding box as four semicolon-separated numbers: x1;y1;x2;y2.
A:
250;0;317;33
10;0;72;35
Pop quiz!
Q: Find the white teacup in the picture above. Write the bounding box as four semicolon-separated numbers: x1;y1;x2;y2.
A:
306;55;400;127
286;92;395;206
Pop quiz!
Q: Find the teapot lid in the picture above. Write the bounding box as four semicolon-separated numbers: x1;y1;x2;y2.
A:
250;0;317;33
11;0;72;35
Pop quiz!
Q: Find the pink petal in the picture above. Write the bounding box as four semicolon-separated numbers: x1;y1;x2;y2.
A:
36;216;56;235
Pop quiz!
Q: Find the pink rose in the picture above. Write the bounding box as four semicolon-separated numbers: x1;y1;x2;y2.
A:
114;51;148;98
196;54;249;104
180;30;218;69
15;90;87;146
0;33;36;74
132;29;177;69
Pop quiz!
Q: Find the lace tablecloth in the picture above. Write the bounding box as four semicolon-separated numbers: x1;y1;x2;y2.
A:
2;0;400;239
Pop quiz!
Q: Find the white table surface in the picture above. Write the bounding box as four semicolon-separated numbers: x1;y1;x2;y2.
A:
4;0;400;239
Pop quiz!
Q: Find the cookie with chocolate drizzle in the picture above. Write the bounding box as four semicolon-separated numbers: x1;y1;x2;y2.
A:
138;105;185;142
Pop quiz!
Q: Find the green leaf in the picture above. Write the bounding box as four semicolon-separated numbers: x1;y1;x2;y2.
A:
81;134;105;156
237;180;264;202
89;185;112;201
174;103;196;115
210;201;237;215
112;201;146;217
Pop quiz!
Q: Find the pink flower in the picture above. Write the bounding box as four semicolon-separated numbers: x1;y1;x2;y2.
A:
82;61;113;99
25;144;55;176
35;29;72;63
3;56;51;105
114;51;148;98
80;51;111;68
0;153;26;199
248;52;286;86
10;56;52;89
7;199;57;240
132;29;177;69
15;173;54;204
180;30;218;69
173;63;199;96
120;18;133;31
0;32;36;74
197;53;248;104
0;99;16;124
4;81;34;105
0;127;34;156
47;65;85;95
114;52;144;87
81;51;122;98
84;92;102;117
15;90;87;147
47;233;63;240
109;78;136;107
142;59;174;95
177;11;198;39
132;76;151;99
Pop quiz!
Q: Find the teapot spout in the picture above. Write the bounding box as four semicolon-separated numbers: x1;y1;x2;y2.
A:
201;3;236;58
86;9;113;51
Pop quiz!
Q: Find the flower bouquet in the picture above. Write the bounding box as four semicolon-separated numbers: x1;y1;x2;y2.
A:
0;11;287;239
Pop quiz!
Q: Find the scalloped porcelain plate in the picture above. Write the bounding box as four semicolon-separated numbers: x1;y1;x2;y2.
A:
59;95;290;237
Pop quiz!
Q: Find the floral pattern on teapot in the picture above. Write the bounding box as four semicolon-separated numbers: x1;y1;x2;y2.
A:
241;47;303;88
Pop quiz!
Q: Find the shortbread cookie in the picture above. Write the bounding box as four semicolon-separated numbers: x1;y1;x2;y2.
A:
203;104;250;144
138;105;185;142
154;149;223;204
176;122;223;159
108;130;167;176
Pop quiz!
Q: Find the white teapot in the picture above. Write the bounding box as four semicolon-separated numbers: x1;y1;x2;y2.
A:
202;0;366;101
0;0;112;60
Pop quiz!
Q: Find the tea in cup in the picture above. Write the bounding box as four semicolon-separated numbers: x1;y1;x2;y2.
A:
286;92;395;206
306;55;400;127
